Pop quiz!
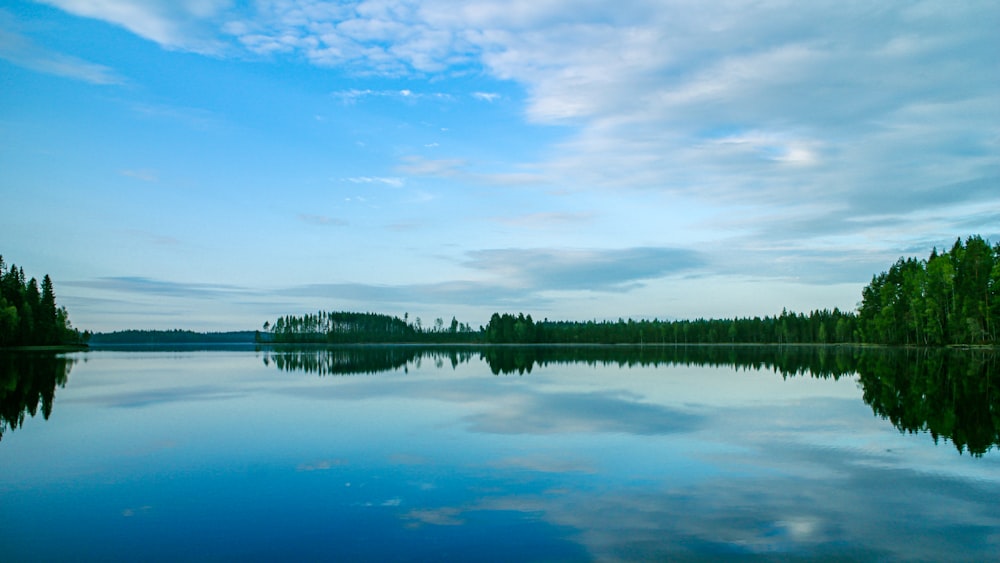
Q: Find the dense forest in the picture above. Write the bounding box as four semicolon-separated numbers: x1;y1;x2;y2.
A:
263;308;859;345
0;256;87;347
262;311;479;344
482;309;858;344
88;330;257;346
857;235;999;345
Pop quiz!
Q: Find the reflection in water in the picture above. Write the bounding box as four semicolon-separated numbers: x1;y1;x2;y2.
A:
0;352;75;441
477;344;861;378
263;344;863;378
264;345;1000;455
263;346;478;375
2;347;998;561
858;348;999;456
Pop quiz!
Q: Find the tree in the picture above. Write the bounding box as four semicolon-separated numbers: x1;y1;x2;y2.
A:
0;257;84;347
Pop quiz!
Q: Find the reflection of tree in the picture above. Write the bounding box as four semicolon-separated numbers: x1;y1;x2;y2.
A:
0;352;75;441
261;344;1000;455
481;345;862;378
262;346;477;376
858;348;999;456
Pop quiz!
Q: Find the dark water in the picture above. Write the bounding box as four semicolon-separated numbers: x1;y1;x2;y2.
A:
2;346;998;561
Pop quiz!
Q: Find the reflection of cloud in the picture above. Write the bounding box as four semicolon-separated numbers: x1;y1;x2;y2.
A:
471;433;1000;561
64;385;244;409
297;459;348;472
121;505;152;518
487;456;595;474
388;453;430;466
402;507;465;527
279;378;702;437
466;391;702;435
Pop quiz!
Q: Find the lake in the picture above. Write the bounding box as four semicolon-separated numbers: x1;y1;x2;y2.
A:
2;346;998;561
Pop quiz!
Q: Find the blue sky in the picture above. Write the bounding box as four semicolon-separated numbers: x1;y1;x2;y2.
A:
1;0;997;331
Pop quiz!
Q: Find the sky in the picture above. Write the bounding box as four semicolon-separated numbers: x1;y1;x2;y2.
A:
1;0;998;332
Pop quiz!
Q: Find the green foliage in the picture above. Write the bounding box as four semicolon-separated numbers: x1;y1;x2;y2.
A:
857;236;999;345
262;310;478;344
483;308;858;345
0;256;87;347
88;330;257;345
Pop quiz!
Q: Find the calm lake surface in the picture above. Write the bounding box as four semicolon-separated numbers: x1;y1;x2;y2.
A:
2;346;998;561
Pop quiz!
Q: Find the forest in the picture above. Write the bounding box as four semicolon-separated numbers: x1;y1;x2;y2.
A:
262;311;479;344
88;330;257;345
264;307;859;345
0;256;87;347
857;235;999;345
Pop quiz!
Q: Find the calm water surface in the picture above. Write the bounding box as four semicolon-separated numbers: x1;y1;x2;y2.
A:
1;346;998;561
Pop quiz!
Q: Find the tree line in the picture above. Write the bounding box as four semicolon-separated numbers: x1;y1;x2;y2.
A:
482;309;859;345
261;234;996;347
0;256;87;347
261;310;478;344
857;235;999;345
88;329;257;345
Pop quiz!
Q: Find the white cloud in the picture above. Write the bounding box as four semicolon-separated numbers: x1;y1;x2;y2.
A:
331;88;451;103
35;0;1000;307
37;0;230;54
472;91;500;102
344;176;405;187
0;23;123;84
119;169;158;182
397;156;465;177
298;213;349;227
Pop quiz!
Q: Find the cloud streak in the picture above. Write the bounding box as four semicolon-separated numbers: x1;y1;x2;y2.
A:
37;0;229;54
65;276;250;300
463;247;704;291
0;18;123;84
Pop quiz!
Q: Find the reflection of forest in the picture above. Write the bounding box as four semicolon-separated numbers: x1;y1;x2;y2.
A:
478;344;860;377
858;348;999;456
3;346;994;455
264;345;999;455
0;353;75;441
263;346;478;376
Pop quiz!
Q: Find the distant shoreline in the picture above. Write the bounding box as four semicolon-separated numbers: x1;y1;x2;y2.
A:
0;344;89;352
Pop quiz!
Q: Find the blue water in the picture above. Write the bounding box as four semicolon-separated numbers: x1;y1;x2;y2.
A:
2;348;998;561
